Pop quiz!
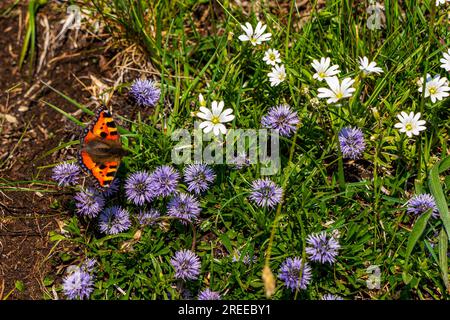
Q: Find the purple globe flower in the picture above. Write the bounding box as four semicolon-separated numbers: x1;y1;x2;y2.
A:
306;232;340;264
125;171;155;206
98;206;131;235
249;178;283;208
74;189;105;218
261;104;299;137
278;257;312;291
52;162;81;186
101;178;120;198
63;268;94;300
81;258;97;273
183;164;216;194
322;294;343;300
137;208;160;226
170;249;201;280
151;165;180;197
130;78;160;107
407;193;439;218
338;127;366;159
198;289;221;300
167;193;201;224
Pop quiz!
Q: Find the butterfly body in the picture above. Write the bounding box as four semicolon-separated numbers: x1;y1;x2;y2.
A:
79;108;125;189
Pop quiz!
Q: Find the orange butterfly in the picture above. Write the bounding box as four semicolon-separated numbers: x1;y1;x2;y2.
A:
78;108;126;189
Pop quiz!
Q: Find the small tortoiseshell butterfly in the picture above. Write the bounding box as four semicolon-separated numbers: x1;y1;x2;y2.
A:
78;108;126;189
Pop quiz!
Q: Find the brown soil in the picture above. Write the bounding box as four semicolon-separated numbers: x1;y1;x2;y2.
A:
0;1;118;299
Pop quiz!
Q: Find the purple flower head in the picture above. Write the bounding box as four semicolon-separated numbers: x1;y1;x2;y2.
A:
338;127;366;159
278;257;312;291
249;178;283;208
81;258;97;273
98;206;131;235
170;249;201;280
151;165;180;197
101;178;120;198
130;78;160;107
137;208;160;226
198;289;221;300
322;294;343;300
306;232;340;264
261;104;299;137
407;193;439;218
125;171;155;205
52;162;81;187
167;193;201;224
183;164;216;195
232;250;257;265
230;152;251;170
63;267;94;300
74;189;105;218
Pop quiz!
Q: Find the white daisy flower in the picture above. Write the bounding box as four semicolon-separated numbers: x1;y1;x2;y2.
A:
417;73;450;103
238;21;271;46
317;76;355;104
311;57;341;81
436;0;449;6
263;49;281;66
394;112;426;138
267;64;286;87
196;100;235;136
359;56;384;75
440;49;450;72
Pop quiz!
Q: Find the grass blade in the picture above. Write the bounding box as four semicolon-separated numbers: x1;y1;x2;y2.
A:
438;228;449;292
403;208;433;284
429;156;450;239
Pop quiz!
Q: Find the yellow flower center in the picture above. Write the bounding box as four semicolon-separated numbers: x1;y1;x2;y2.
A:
211;116;220;124
336;91;343;99
269;53;276;61
405;123;413;131
319;72;326;78
250;37;257;44
429;87;437;95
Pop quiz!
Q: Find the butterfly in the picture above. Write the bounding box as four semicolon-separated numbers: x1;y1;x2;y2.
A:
78;108;127;189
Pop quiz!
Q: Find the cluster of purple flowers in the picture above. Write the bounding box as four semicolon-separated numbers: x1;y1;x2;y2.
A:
338;127;366;159
62;258;97;300
261;104;299;137
167;193;201;224
74;189;105;218
278;257;312;291
130;78;160;107
198;289;221;300
98;206;131;235
183;164;216;195
52;162;81;187
306;232;340;264
407;193;439;218
170;249;201;281
137;208;160;226
249;178;283;208
279;231;341;293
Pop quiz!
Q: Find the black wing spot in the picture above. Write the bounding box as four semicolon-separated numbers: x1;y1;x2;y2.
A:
106;171;116;177
100;132;108;138
99;164;106;170
106;121;116;128
110;131;118;136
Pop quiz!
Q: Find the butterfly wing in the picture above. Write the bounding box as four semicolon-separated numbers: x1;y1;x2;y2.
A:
78;108;122;189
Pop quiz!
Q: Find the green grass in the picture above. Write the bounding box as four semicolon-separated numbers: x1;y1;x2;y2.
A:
38;0;450;300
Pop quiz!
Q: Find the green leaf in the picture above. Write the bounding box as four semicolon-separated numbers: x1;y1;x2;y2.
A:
15;280;25;292
438;228;449;292
429;155;450;239
403;209;433;284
